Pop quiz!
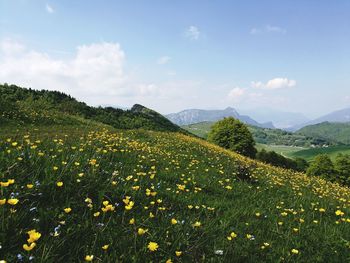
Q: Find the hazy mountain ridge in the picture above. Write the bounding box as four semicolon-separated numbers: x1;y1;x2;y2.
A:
290;107;350;131
166;107;275;128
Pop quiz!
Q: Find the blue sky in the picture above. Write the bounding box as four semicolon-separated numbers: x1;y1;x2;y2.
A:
0;0;349;117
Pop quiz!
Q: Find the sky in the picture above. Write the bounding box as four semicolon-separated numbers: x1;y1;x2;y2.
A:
0;0;349;118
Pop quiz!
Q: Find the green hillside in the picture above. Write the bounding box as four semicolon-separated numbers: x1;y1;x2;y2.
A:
297;122;350;145
1;86;350;262
0;84;184;133
182;121;330;147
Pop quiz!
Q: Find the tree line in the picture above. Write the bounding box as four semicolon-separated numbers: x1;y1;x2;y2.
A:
207;117;349;187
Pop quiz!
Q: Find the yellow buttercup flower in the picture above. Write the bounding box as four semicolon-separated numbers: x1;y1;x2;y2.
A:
147;241;159;252
93;212;100;217
175;251;182;257
85;255;94;261
7;199;19;205
27;229;41;243
291;249;299;254
0;199;6;205
129;218;135;225
56;181;63;187
137;228;147;235
335;210;344;216
192;221;201;227
171;218;178;225
27;184;34;189
102;244;109;250
64;207;72;213
23;242;36;251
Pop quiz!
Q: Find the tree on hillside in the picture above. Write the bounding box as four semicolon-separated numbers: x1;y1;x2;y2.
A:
306;154;336;181
208;117;257;158
334;154;350;186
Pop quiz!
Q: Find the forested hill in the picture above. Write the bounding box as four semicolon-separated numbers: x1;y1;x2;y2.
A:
297;122;350;145
0;84;185;133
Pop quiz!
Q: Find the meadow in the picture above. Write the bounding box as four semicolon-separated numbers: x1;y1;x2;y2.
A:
0;125;350;262
289;145;350;162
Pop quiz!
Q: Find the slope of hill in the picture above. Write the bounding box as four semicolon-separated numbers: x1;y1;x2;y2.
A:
182;121;331;147
166;107;274;128
0;84;184;133
296;122;350;145
1;126;349;262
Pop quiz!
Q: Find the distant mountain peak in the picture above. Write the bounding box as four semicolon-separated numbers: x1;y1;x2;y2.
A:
166;107;274;128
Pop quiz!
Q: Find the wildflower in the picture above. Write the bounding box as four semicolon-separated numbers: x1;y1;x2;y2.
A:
335;210;344;216
319;208;326;213
291;249;299;254
171;218;178;225
214;250;224;255
281;212;288;217
102;244;109;250
1;182;9;187
0;199;6;205
64;207;72;213
85;255;94;261
246;234;255;240
93;212;100;217
7;199;19;205
27;184;34;189
175;251;182;256
192;221;201;227
255;212;261;217
27;230;41;243
23;243;36;251
227;231;237;240
125;201;134;210
129;218;135;225
138;228;147;235
166;259;173;263
56;182;63;187
147;241;159;252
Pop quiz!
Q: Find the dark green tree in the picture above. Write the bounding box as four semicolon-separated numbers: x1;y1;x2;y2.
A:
306;154;335;181
334;154;350;186
208;117;257;158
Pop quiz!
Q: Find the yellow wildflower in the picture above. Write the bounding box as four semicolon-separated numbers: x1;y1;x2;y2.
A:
7;199;19;205
23;242;36;251
85;255;94;261
147;241;159;252
64;207;72;213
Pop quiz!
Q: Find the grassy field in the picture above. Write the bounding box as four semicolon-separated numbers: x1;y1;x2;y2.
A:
255;143;307;158
0;125;350;262
289;145;350;161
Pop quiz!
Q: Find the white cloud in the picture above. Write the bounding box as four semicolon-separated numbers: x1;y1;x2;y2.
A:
138;84;159;96
157;56;171;65
266;25;286;34
251;78;296;90
46;3;54;13
250;25;286;35
228;87;245;101
0;39;150;105
185;26;200;40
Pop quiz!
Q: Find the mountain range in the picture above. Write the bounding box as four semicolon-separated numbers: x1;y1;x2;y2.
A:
166;107;274;128
167;106;350;132
290;107;350;131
